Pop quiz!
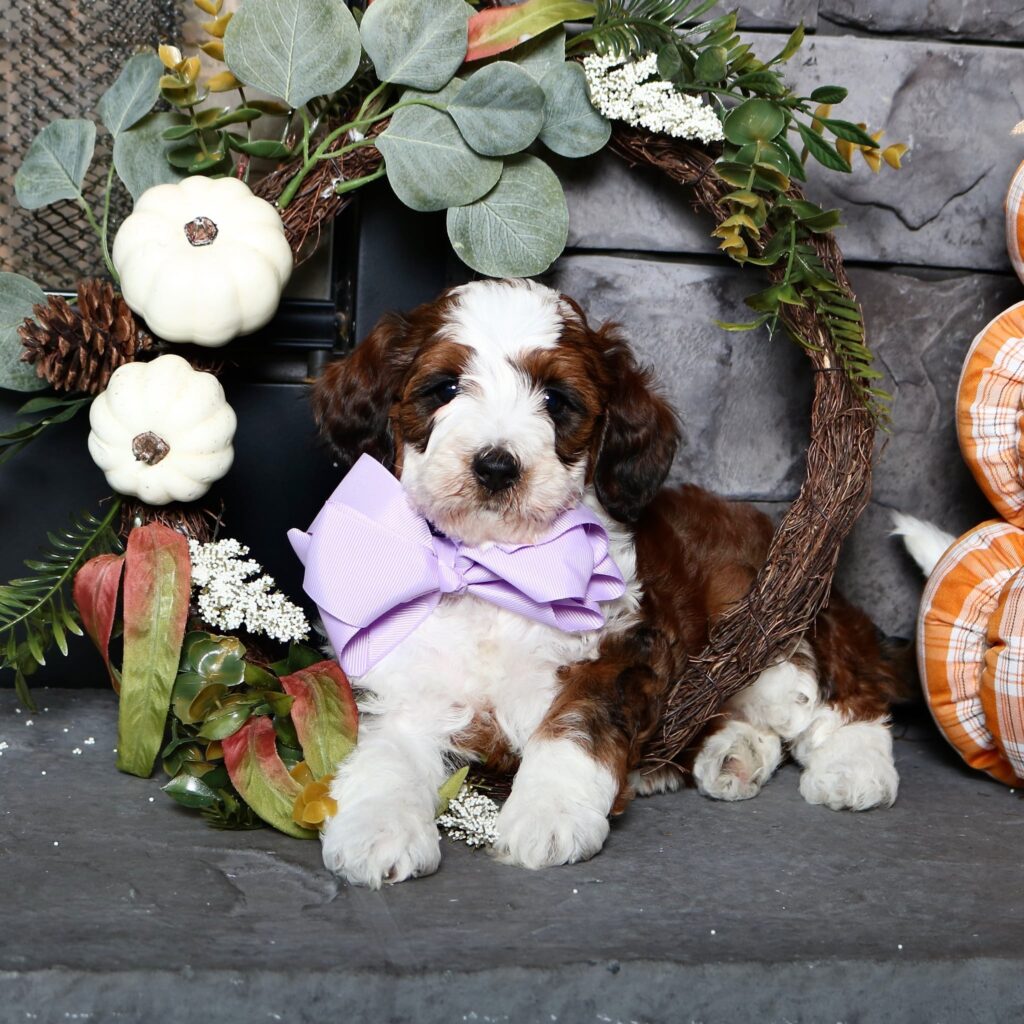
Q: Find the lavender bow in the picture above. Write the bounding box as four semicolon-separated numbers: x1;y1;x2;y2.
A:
287;454;626;676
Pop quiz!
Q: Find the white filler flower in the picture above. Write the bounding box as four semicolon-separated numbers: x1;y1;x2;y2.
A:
583;52;724;144
436;784;500;848
189;538;310;644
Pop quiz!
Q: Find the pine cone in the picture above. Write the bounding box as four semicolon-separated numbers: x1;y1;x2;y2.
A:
18;279;152;394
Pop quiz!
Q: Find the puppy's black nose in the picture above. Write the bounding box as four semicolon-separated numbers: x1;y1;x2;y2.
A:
472;448;520;493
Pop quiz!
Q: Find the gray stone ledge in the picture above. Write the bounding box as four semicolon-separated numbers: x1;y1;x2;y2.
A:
821;0;1024;42
4;689;1024;1023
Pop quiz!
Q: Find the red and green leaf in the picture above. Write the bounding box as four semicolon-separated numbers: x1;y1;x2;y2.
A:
223;716;316;839
465;0;594;62
72;552;125;692
116;524;191;778
279;660;358;780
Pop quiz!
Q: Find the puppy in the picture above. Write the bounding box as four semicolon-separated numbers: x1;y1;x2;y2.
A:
309;279;903;887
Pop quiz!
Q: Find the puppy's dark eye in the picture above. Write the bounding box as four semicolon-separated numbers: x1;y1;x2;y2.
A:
543;387;572;419
423;376;459;406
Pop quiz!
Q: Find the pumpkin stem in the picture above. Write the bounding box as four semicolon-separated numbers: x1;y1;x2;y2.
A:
184;217;219;247
132;431;171;466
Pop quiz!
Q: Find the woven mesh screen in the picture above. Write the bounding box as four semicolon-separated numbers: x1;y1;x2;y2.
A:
0;0;183;290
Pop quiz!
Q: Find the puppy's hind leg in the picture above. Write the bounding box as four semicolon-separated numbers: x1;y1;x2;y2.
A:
692;642;817;802
793;597;903;811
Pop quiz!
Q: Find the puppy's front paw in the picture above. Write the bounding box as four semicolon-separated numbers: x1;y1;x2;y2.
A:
693;719;782;802
494;789;609;869
493;737;617;870
321;798;440;888
798;720;898;811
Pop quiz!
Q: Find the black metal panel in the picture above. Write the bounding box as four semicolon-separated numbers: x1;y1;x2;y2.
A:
352;186;471;343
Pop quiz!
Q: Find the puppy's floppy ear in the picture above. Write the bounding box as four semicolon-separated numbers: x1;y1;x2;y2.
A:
593;341;679;523
311;311;417;471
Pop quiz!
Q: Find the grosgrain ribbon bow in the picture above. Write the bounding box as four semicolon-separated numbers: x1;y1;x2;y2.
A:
288;454;626;677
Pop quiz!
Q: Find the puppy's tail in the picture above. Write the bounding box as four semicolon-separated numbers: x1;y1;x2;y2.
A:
890;512;956;577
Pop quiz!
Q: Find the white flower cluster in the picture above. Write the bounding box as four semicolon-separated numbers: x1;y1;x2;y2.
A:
188;538;310;644
436;784;500;848
583;52;724;144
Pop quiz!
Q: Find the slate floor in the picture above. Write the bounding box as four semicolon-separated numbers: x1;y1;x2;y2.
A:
2;688;1023;1024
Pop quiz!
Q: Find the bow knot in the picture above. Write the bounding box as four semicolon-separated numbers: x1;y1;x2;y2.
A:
288;455;626;676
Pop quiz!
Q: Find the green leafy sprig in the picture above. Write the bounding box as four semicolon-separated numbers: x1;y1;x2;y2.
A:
569;0;721;57
0;499;122;710
0;394;91;467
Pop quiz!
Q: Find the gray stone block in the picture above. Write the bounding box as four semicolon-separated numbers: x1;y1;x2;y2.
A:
736;0;816;30
4;688;1024;1022
836;266;1022;637
546;254;1022;639
563;35;1024;274
821;0;1024;42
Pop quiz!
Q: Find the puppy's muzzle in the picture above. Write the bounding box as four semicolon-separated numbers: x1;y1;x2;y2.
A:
472;447;520;493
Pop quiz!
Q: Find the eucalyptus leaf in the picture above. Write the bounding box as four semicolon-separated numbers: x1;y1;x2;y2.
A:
361;0;469;90
538;62;611;158
97;52;163;138
113;111;187;200
514;27;566;83
14;120;96;210
446;155;568;277
402;77;466;109
0;273;47;393
377;105;501;212
449;62;545;157
224;0;361;108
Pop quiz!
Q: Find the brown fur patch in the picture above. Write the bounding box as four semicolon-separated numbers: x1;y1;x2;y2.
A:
452;709;519;775
807;593;910;721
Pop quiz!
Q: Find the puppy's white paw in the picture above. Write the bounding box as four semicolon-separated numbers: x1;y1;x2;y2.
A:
493;737;617;870
729;653;820;741
693;719;783;801
798;720;898;811
494;789;610;869
321;798;440;888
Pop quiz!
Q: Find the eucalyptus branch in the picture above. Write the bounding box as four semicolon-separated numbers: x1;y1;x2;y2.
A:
77;193;118;284
277;96;445;210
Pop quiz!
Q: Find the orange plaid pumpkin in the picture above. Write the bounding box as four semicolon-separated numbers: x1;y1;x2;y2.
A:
917;190;1024;783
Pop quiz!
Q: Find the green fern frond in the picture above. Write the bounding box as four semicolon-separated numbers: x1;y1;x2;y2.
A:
0;498;123;708
578;0;719;57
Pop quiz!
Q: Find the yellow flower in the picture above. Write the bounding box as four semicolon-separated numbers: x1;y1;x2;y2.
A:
290;763;338;829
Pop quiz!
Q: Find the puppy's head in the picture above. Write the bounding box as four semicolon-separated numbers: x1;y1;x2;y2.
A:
313;280;678;543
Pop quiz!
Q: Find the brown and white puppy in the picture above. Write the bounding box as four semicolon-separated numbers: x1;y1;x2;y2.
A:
312;279;902;887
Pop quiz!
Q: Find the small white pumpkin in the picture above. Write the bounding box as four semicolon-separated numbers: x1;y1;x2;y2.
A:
112;176;293;347
88;354;237;505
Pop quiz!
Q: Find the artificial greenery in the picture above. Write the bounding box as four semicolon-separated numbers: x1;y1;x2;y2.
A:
3;0;904;410
160;632;321;833
0;499;122;710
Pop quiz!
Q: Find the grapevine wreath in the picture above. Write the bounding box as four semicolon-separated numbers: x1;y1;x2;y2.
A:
0;0;905;841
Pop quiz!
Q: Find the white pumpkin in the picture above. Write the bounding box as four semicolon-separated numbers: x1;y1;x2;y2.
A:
112;176;293;347
88;354;237;505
